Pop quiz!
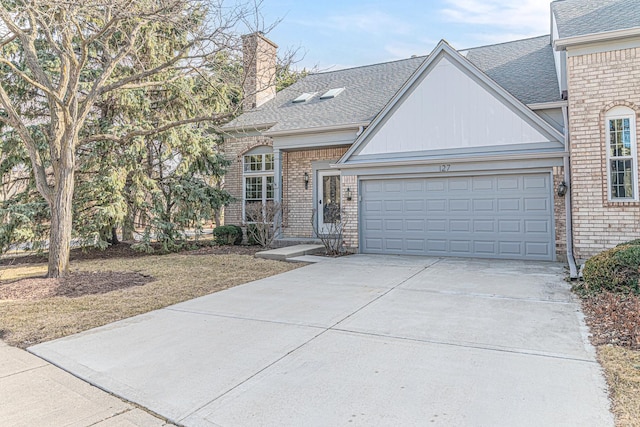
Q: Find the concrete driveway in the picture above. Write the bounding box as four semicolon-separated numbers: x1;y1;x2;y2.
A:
30;255;613;426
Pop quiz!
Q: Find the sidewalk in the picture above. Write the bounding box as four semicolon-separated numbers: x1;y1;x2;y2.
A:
0;340;172;427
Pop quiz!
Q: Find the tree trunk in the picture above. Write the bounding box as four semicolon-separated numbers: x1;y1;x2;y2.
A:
47;154;75;278
122;211;135;241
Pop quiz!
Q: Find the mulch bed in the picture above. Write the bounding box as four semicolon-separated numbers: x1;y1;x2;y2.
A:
581;292;640;350
1;242;261;266
0;271;156;300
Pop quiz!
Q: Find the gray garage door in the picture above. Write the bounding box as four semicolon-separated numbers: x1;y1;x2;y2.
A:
361;174;555;260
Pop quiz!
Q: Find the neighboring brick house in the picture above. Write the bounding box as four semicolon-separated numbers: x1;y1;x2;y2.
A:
222;0;640;276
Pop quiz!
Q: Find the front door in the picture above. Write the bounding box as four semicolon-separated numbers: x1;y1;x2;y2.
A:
317;171;341;234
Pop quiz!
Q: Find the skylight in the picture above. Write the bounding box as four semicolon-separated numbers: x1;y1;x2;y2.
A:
292;92;316;103
320;87;345;99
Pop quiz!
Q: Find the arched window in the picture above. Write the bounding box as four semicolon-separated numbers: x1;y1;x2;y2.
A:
242;146;274;221
606;106;638;201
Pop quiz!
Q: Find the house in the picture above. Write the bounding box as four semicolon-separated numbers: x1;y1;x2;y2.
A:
222;0;640;276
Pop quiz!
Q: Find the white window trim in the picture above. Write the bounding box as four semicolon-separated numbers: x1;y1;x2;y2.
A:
606;107;638;202
242;149;274;222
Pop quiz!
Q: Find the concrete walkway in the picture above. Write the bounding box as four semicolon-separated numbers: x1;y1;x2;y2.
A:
30;255;613;426
0;340;172;426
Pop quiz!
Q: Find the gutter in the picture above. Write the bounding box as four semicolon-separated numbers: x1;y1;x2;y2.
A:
264;122;370;137
562;105;578;279
554;27;640;50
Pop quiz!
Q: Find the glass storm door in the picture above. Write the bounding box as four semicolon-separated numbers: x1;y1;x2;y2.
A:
317;171;341;234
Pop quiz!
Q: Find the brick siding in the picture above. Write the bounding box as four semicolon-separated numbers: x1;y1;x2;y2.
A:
567;47;640;260
282;147;349;238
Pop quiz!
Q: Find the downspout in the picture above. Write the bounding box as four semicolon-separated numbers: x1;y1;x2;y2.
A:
562;105;579;279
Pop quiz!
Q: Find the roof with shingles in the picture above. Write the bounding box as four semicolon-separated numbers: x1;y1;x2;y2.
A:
224;36;562;133
462;35;560;106
552;0;640;38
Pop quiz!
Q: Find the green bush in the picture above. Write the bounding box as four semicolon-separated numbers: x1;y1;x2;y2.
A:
617;239;640;247
212;225;242;246
578;244;640;295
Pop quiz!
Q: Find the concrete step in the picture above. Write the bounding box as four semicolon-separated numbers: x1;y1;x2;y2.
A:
256;244;324;261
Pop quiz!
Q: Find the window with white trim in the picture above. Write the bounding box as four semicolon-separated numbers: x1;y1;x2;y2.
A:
243;146;274;221
606;106;638;201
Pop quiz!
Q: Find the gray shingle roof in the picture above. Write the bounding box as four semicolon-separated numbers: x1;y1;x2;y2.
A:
463;35;561;105
224;36;561;133
224;57;425;133
552;0;640;38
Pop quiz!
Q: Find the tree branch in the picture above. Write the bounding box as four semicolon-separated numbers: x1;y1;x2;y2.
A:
79;113;233;146
0;85;52;205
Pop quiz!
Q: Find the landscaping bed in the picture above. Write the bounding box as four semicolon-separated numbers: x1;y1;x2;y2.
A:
576;242;640;426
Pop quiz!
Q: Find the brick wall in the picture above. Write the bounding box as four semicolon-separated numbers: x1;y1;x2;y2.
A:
341;175;359;251
553;166;567;261
567;47;640;260
223;139;349;240
282;147;349;238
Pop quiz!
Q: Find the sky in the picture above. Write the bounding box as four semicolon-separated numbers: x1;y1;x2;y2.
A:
251;0;553;71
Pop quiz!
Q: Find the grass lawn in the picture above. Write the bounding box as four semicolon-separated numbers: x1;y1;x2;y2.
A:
0;249;301;348
580;292;640;427
597;346;640;426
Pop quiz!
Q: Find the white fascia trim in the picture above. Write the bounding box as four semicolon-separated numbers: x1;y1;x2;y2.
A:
528;101;568;110
263;122;370;137
221;122;277;134
333;151;568;169
554;27;640;50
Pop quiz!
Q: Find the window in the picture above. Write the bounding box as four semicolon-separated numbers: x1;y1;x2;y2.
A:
606;107;638;201
243;147;274;221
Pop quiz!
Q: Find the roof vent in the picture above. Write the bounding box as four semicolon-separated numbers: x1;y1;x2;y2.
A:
292;92;316;103
319;87;345;100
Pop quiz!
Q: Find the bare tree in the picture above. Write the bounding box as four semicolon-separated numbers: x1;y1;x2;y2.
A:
0;1;257;277
245;200;284;248
311;205;349;256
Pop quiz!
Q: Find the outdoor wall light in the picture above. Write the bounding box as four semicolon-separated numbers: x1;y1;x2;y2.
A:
345;187;353;201
304;172;309;190
557;181;568;197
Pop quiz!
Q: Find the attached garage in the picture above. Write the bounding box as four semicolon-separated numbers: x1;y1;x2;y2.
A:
360;173;555;260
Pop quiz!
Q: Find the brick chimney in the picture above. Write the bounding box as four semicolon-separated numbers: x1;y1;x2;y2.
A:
242;32;278;111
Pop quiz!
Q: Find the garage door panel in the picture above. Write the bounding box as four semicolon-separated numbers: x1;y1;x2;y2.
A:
473;220;495;233
525;220;549;233
365;200;382;212
426;180;446;192
498;198;520;211
497;177;520;190
474;241;496;254
498;220;521;233
406;239;425;251
448;179;470;191
473;199;495;212
365;219;383;231
385;219;403;231
361;174;554;261
427;219;446;232
526;242;550;257
472;177;495;191
427;200;446;212
449;199;470;211
499;241;522;255
524;198;549;212
524;175;547;189
406;219;425;231
405;200;425;212
450;240;472;254
405;181;424;192
450;220;471;232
